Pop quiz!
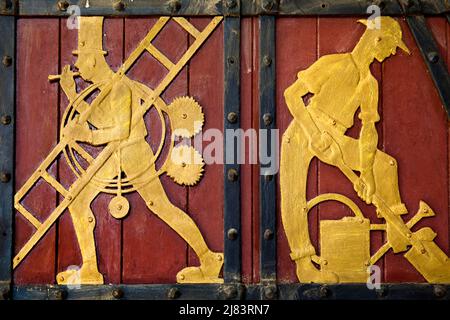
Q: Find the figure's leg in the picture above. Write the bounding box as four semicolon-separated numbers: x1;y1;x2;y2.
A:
281;122;338;283
135;177;223;283
57;158;117;285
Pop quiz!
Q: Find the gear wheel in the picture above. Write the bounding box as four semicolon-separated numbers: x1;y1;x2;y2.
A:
166;96;204;138
166;145;204;186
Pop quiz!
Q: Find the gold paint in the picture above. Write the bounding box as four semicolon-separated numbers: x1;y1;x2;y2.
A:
13;16;224;285
280;16;450;283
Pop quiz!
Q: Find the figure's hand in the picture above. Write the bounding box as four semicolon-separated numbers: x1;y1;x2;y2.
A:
354;169;376;204
62;116;92;143
60;65;77;101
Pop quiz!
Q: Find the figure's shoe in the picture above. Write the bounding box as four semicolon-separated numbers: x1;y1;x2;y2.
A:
176;251;224;283
295;257;339;284
57;267;104;285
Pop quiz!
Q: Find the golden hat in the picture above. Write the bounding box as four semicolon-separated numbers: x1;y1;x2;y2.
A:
73;16;107;55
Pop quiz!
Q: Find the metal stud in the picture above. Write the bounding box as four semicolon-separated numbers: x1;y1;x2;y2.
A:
427;51;439;64
263;229;274;240
0;172;10;183
227;112;238;124
263;285;277;300
222;285;237;299
54;289;67;300
227;56;235;65
263;113;272;126
113;0;125;11
168;0;181;13
319;286;331;298
167;287;180;300
227;228;238;240
227;168;238;182
261;0;273;11
1;115;11;125
57;0;69;11
112;288;124;299
434;285;447;298
263;55;272;67
2;55;12;67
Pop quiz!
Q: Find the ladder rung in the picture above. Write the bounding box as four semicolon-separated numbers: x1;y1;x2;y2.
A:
15;203;42;229
173;18;201;39
71;142;94;163
41;171;69;197
146;44;175;70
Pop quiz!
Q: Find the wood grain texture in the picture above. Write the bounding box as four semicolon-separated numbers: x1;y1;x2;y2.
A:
187;18;224;271
15;19;59;284
383;18;448;282
122;18;188;283
57;18;124;285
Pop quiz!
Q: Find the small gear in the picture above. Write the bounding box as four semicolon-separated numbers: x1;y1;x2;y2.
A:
166;96;204;138
166;145;204;186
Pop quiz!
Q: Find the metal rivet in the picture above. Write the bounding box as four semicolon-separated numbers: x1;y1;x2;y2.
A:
57;0;69;11
322;260;328;266
227;112;238;124
262;0;273;11
223;285;237;299
264;286;277;300
113;0;125;11
376;286;388;298
227;228;238;240
55;289;66;300
263;113;273;126
434;285;447;298
225;0;237;9
182;113;187;119
407;233;412;238
168;0;181;13
1;115;11;125
227;168;238;182
148;200;154;206
427;52;439;64
88;217;94;223
2;55;12;67
227;56;235;65
423;207;429;213
1;288;10;300
112;288;124;299
331;119;337;126
167;287;180;300
264;229;274;240
319;286;331;298
67;195;72;201
181;162;186;168
263;55;272;67
421;248;427;254
321;3;326;8
389;160;395;166
179;274;185;280
0;172;10;183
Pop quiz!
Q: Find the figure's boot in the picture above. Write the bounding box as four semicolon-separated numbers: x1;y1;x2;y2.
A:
176;251;224;283
57;265;104;285
291;251;339;284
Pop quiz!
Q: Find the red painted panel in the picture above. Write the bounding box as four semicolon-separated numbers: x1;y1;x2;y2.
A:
122;18;188;283
383;18;448;282
275;17;318;283
187;18;224;271
15;19;59;284
57;18;124;284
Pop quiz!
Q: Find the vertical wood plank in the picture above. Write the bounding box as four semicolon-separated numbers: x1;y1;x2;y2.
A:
275;17;317;284
122;18;188;283
15;19;59;284
0;15;15;286
240;17;254;284
57;18;124;284
187;18;224;272
383;18;448;282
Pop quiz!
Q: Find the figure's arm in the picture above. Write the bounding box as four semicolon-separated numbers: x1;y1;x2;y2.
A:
89;82;132;145
63;82;132;145
357;77;380;203
59;65;105;128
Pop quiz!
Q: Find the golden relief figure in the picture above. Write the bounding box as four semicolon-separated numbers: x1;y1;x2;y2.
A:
280;16;450;283
14;16;224;285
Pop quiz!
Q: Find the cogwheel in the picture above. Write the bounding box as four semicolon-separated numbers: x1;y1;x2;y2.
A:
166;96;204;138
166;145;204;186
